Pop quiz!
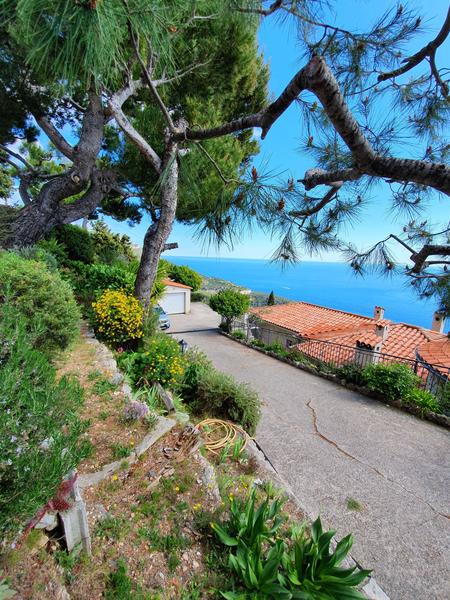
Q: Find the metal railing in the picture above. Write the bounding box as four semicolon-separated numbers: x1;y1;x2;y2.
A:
230;319;450;406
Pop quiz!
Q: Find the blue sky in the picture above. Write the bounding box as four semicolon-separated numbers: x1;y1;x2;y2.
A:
103;2;450;261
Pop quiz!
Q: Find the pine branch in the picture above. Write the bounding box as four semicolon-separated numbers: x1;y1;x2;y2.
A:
377;6;450;97
108;100;162;174
34;116;75;160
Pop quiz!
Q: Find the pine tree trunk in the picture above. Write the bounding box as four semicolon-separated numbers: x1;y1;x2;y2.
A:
134;141;179;307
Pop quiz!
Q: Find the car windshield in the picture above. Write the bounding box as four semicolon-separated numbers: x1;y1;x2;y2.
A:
154;306;164;315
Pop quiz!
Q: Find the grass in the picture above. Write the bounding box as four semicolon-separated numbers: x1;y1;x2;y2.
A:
111;443;134;460
346;497;363;511
95;516;128;541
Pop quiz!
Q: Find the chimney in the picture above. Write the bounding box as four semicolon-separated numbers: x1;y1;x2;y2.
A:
431;311;446;333
374;306;385;321
375;323;389;341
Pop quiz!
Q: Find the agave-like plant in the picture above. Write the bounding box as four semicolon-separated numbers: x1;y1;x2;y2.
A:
212;488;286;549
279;517;371;599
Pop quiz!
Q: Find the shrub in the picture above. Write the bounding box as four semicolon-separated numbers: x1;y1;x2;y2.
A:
213;491;370;600
250;338;266;349
191;291;209;303
0;306;90;542
92;289;143;347
67;262;135;306
0;252;80;357
335;363;365;386
231;330;245;340
209;290;250;332
167;264;202;291
90;221;135;264
53;224;95;263
265;341;288;357
181;349;213;404
362;362;419;400
124;334;185;389
190;368;261;435
404;387;441;414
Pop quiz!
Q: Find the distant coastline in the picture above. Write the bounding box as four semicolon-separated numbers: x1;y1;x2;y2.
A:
169;256;446;332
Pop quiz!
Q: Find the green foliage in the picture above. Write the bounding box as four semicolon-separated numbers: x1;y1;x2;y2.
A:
0;304;90;542
210;290;251;332
180;348;213;404
191;291;209;303
362;362;419;400
188;366;261;435
250;338;266;349
266;342;289;358
105;559;150;600
165;263;202;291
68;262;135;304
53;224;95;264
213;491;370;600
0;251;80;357
404;387;441;414
231;330;246;340
90;221;135;264
335;363;365;386
0;571;16;599
279;517;371;599
123;334;185;389
267;291;275;306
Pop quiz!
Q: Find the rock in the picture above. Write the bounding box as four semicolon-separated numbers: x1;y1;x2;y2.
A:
35;511;58;531
192;560;200;569
108;371;123;385
121;382;132;396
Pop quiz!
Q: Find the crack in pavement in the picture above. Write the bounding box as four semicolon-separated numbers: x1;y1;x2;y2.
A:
305;399;450;521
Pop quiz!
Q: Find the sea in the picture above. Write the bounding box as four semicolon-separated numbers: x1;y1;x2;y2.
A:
169;256;449;333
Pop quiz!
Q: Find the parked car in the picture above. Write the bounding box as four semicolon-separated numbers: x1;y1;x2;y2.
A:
155;305;170;330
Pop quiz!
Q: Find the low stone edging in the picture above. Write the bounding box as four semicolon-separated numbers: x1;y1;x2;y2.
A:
221;332;450;430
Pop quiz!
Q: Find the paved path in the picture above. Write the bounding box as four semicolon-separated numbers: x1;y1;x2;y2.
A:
169;304;450;599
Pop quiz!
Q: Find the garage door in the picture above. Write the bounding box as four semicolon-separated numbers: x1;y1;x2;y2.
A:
160;292;186;314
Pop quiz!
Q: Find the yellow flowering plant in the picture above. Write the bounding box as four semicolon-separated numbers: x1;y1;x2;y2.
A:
92;289;143;347
124;334;185;389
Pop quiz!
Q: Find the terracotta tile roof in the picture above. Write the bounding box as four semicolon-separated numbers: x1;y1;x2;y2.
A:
251;301;449;367
251;301;382;337
417;339;450;372
162;278;192;289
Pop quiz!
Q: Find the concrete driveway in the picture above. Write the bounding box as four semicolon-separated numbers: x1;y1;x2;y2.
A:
169;303;450;600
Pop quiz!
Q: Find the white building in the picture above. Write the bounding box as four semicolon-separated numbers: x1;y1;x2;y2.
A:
159;279;191;315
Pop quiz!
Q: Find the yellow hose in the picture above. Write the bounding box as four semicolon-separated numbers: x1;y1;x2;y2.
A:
196;418;251;455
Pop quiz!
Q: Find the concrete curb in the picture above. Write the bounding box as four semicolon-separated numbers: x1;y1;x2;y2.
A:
222;332;450;430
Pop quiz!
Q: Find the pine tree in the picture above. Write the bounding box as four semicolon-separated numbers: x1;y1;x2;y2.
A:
267;291;275;305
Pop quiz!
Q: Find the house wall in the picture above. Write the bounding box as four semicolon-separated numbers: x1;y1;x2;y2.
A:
250;320;299;347
160;285;191;315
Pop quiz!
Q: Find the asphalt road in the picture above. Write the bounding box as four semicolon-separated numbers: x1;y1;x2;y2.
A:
169;303;450;600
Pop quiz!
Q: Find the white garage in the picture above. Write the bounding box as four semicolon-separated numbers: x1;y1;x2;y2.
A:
159;279;191;314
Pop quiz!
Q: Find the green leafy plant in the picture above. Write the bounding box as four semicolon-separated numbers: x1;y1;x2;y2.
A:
231;330;246;340
123;334;185;389
0;571;16;599
403;387;441;414
181;349;213;404
104;558;148;600
335;363;365;386
165;262;203;291
191;291;209;303
189;367;261;435
53;224;95;264
209;290;251;333
250;338;266;349
212;488;285;550
279;517;371;599
0;251;80;357
0;304;91;542
362;363;419;400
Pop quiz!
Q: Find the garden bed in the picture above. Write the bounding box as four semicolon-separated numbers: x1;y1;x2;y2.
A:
221;332;450;430
56;330;156;474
